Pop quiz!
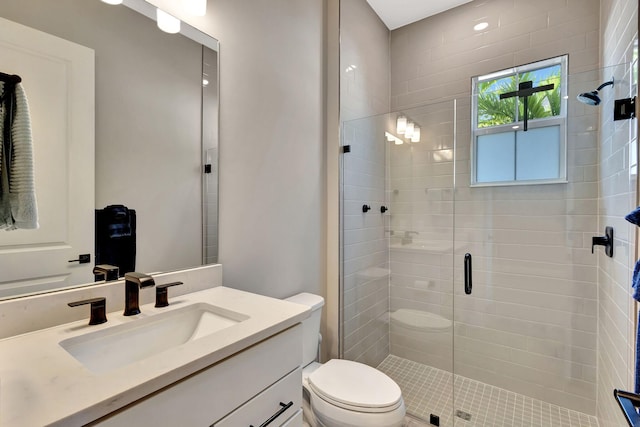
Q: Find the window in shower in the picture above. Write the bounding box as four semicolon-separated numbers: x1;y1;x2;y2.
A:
471;55;568;186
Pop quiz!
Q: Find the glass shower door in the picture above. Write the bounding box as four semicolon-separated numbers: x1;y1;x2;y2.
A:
340;99;458;425
382;100;457;425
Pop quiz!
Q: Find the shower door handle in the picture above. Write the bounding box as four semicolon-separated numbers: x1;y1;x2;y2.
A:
464;253;472;295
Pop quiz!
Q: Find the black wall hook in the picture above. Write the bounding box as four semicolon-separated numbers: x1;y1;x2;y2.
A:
592;226;614;257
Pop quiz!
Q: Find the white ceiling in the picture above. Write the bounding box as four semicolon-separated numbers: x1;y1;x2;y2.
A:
366;0;474;30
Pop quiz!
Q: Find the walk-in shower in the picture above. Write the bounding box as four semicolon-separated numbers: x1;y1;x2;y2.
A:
340;63;636;426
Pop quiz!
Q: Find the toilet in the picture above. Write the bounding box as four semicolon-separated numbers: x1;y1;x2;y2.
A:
285;293;406;427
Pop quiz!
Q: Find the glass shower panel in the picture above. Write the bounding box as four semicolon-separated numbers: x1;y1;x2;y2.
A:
341;113;392;367
340;99;457;424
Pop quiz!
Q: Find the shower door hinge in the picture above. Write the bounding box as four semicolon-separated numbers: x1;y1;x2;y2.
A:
342;145;351;153
614;96;636;121
204;164;212;174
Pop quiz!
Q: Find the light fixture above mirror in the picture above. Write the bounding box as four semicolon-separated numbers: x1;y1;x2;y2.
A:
156;8;181;33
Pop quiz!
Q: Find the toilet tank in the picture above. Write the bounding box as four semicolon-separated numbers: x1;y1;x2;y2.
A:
284;293;325;366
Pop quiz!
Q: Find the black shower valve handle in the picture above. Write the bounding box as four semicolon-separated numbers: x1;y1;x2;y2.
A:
380;206;388;213
591;226;614;258
362;204;371;213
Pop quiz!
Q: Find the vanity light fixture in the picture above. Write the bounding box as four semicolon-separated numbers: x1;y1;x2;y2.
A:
101;0;123;4
396;115;407;134
411;125;421;142
405;121;415;139
157;8;181;34
183;0;207;16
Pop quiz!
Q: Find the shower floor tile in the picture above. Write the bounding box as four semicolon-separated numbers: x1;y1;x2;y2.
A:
378;355;599;427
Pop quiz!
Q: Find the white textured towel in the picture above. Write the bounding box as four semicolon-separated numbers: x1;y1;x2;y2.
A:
0;81;39;230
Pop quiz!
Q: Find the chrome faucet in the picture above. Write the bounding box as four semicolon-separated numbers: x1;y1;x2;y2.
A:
93;264;119;282
402;231;418;245
123;272;155;316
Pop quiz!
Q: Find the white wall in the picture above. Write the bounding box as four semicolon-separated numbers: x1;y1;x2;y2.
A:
148;0;326;299
597;1;638;425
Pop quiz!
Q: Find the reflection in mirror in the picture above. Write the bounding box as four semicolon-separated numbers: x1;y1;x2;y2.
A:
0;0;219;300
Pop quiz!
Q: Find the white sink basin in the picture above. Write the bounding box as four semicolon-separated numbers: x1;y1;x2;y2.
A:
59;303;249;373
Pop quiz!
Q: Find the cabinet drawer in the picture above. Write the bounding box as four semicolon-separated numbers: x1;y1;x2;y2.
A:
92;324;302;426
214;367;301;427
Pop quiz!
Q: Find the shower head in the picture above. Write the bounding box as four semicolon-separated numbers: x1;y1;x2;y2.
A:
577;78;614;106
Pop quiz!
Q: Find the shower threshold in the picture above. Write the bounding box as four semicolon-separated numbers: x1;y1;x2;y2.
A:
377;355;599;427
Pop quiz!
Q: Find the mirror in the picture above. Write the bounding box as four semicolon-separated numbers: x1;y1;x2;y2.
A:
0;0;218;299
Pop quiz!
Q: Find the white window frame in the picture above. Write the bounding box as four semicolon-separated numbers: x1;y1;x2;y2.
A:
470;55;569;187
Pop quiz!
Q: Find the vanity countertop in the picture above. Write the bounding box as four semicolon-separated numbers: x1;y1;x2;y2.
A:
0;286;310;426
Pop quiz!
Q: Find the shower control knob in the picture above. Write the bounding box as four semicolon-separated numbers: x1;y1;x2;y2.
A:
380;206;388;213
362;205;371;213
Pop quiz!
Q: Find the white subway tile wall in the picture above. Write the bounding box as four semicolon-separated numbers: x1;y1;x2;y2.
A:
390;0;601;111
340;0;391;366
342;117;390;367
596;0;638;425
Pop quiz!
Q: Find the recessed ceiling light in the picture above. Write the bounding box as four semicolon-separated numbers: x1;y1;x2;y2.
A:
474;22;489;31
101;0;123;4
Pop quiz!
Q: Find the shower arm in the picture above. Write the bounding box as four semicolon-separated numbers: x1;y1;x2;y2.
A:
596;80;614;91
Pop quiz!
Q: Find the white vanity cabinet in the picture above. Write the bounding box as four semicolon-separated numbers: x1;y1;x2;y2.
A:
91;324;303;427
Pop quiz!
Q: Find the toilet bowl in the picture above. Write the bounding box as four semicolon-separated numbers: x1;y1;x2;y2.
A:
285;293;406;427
390;308;452;371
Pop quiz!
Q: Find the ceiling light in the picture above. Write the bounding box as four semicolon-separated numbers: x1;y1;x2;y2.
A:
473;22;489;31
397;116;407;134
101;0;123;4
411;126;421;142
183;0;207;16
157;9;181;34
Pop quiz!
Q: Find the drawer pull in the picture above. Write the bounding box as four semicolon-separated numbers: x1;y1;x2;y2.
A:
250;401;293;427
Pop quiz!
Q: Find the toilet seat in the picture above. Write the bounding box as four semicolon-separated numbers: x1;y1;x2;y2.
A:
308;359;403;413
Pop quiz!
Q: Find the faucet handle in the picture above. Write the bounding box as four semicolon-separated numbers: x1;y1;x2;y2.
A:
155;282;183;307
68;297;107;325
